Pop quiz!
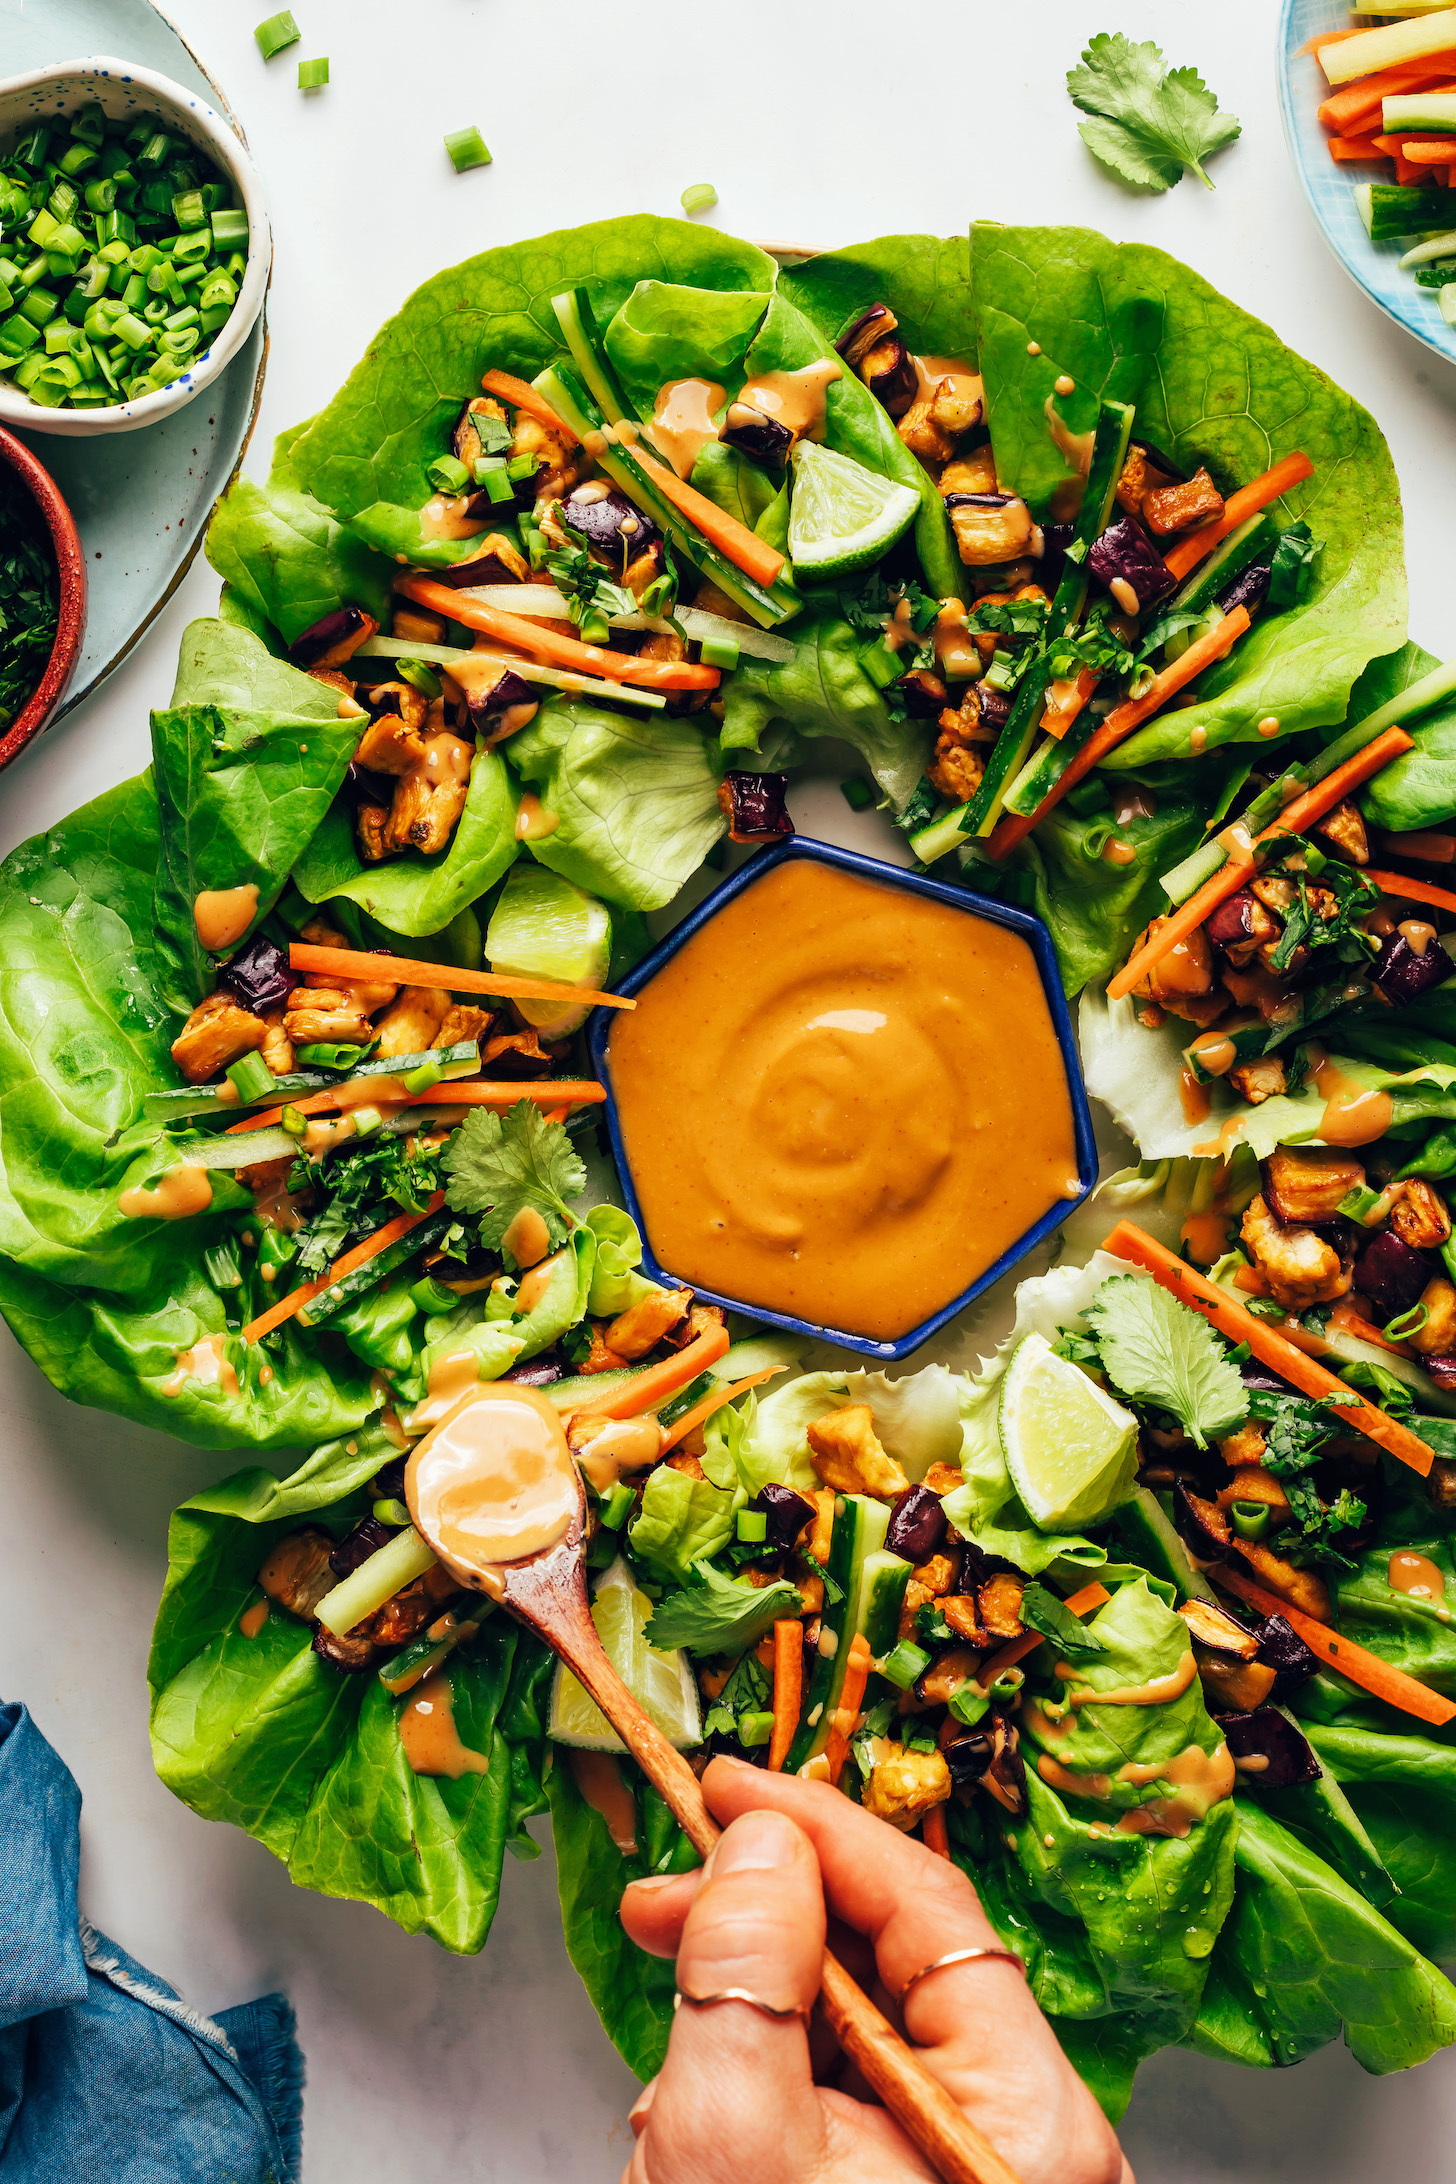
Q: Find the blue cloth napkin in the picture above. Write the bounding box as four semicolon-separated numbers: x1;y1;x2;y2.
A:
0;1701;303;2183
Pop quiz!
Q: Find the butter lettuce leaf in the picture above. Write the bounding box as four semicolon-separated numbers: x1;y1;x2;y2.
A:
628;1470;738;1588
292;743;518;937
204;436;393;648
1357;641;1456;833
720;611;931;812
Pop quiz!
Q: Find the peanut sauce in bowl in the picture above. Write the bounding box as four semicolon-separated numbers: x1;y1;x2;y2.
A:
590;839;1096;1358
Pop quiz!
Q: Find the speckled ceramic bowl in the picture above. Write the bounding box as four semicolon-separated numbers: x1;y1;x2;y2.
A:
0;424;86;766
0;56;271;435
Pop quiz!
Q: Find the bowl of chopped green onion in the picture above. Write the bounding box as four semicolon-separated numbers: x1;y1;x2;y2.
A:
0;57;270;433
0;424;84;765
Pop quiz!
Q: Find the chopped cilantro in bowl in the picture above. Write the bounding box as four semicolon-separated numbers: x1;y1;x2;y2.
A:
0;462;58;735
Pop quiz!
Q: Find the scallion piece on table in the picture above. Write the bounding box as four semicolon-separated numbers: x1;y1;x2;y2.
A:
254;11;301;59
297;56;329;89
680;183;718;213
444;127;492;174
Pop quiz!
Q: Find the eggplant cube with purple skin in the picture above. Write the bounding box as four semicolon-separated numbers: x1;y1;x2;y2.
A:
289;605;378;670
1088;517;1176;615
1372;927;1455;1007
218;933;298;1013
717;772;793;844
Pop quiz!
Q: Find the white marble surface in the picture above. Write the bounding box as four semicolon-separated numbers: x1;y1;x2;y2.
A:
3;1;1456;2176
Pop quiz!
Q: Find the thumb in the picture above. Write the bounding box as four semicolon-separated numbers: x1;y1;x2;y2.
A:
637;1809;828;2184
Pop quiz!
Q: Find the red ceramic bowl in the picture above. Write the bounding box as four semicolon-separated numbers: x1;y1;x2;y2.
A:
0;425;86;770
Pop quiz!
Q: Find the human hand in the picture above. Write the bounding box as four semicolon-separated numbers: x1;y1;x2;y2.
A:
618;1757;1129;2184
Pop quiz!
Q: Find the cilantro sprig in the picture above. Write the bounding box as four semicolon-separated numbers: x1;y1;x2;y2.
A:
441;1100;586;1258
1085;1274;1247;1449
1067;33;1240;194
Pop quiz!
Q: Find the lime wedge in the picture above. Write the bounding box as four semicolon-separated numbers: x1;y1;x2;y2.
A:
486;863;612;1039
548;1556;701;1751
787;441;920;579
999;1332;1139;1533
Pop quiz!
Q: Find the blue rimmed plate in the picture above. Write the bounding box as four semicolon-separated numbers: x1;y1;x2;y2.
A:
588;834;1099;1364
1278;0;1456;367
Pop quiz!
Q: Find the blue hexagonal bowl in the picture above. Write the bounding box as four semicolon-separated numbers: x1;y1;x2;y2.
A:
587;835;1098;1361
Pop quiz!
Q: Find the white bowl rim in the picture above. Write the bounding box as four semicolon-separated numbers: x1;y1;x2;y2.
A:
0;53;271;436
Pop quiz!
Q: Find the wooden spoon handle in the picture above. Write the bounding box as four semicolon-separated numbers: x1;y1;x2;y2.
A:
555;1616;1024;2184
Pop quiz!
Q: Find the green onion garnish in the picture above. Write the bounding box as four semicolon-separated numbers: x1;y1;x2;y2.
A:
427;453;470;495
254;11;301;59
298;56;330;89
396;658;442;699
226;1050;278;1104
444;127;493;174
680;183;718;214
700;635;740;672
736;1508;768;1543
880;1640;931;1691
840;776;874;812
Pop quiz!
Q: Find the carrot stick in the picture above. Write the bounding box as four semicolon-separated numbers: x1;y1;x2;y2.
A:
658;1366;789;1454
288;942;634;1011
1103;1221;1435;1476
543;1105;570;1127
1216;1567;1456;1728
478;368;581;443
1403;138;1456;160
769;1618;805;1773
1328;135;1387;162
564;1322;733;1427
1040;666;1099;742
231;1080;607;1134
1163;453;1315;583
987;610;1251;861
976;1582;1112;1688
1371;827;1456;864
1105;726;1416;1001
1319;62;1456;132
1395;155;1429;186
1305;25;1369;60
1366;867;1456;915
394;574;720;690
240;1193;446;1344
825;1633;874;1786
628;444;787;589
921;1803;951;1859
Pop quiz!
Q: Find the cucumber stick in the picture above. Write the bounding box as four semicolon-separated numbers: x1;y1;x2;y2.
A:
1164;511;1277;622
1116;1487;1218;1604
1384;91;1456;132
551;287;632;423
860;1547;913;1657
784;1495;891;1774
535;360;799;629
297;1209;454;1326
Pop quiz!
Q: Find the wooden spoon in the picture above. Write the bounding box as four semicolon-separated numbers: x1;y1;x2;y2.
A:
489;1489;1025;2184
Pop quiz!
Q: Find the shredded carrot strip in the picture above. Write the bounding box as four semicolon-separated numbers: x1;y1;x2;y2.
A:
1105;727;1416;1001
1103;1221;1434;1476
543;1105;570;1126
987;611;1250;861
287;941;634;1011
565;1323;732;1427
231;1080;606;1134
478;368;581;443
1304;25;1369;60
976;1582;1112;1688
658;1366;789;1454
1371;827;1455;864
1162;454;1315;583
1367;867;1456;915
825;1633;874;1787
1217;1567;1456;1727
769;1619;804;1773
629;444;787;589
240;1193;446;1344
922;1803;951;1859
1040;666;1099;743
395;574;721;690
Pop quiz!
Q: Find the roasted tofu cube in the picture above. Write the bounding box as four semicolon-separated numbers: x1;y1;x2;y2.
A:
450;531;530;586
1429;1457;1456;1512
1142;467;1224;537
1127;918;1227;1026
861;1745;952;1831
573;1323;630;1376
170;991;267;1083
978;1572;1025;1641
257;1528;337;1621
260;1009;294;1077
1241;1193;1353;1312
928;734;985;805
374;986;452;1057
941;1593;988;1645
1410;1276;1456;1357
308;666;359;704
624;545;666;599
922;1461;965;1496
1219;1422;1268;1470
1313;798;1369;867
512;410;580;500
296;916;398;1012
804;1489;836;1566
1229;1058;1287;1106
1262;1145;1366;1226
481;1029;555;1077
946;494;1036;567
911;1553;958;1599
941;446;998;497
928;375;982;439
1114;444;1150;516
284;986;376;1047
436;1004;494;1050
898;395;959;466
918;1645;982;1704
356;804;395;863
805;1404;909;1501
605;1286;692;1361
388;735;474;857
1232;1538;1332;1623
391;607;447;646
1390;1179;1452;1252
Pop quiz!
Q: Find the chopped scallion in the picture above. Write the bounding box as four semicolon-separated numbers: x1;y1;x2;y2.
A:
680;183;718;214
700;634;740;672
840;776;874;811
254;10;301;58
879;1639;931;1690
736;1508;768;1543
427;453;470;495
226;1050;278;1104
298;56;330;89
444;126;492;174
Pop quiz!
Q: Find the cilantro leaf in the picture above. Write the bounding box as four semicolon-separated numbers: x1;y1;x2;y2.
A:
440;1099;587;1256
1086;1273;1247;1449
644;1560;802;1657
1020;1583;1106;1659
1067;33;1240;194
